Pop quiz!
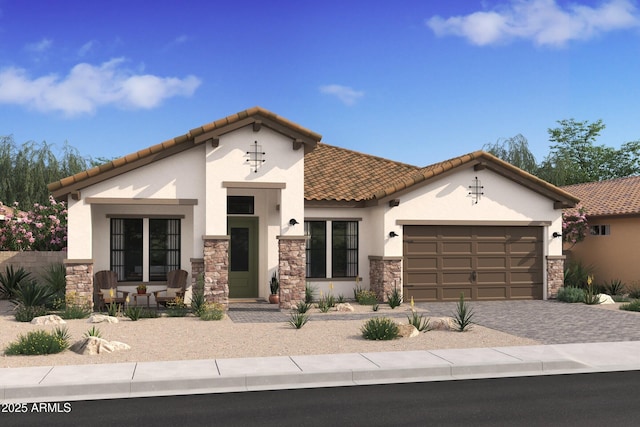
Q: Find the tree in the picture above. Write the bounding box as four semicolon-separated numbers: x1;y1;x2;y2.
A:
483;134;538;175
0;136;91;207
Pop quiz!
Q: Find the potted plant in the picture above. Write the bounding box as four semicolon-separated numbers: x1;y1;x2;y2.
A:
269;272;279;304
136;283;147;295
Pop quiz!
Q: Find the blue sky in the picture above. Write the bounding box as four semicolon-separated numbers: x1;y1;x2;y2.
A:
1;0;639;167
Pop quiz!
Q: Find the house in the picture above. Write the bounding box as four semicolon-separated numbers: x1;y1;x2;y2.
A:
48;107;578;309
562;176;640;287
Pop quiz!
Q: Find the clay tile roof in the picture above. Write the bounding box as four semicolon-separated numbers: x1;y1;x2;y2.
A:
304;143;421;201
48;106;321;198
562;175;640;217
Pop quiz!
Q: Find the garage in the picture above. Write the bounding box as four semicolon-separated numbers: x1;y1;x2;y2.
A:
403;225;543;301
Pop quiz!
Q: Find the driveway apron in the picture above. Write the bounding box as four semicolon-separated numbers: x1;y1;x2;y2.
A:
227;300;640;345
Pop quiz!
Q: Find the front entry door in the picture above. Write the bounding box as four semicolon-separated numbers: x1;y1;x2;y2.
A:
228;217;259;298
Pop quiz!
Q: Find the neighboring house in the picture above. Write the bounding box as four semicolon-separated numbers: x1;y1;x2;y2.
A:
48;107;578;309
562;176;640;287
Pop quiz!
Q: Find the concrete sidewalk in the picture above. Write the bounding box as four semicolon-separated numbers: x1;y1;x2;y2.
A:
2;340;640;403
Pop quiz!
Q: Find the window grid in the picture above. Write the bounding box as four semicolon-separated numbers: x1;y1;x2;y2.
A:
332;221;358;278
305;221;326;278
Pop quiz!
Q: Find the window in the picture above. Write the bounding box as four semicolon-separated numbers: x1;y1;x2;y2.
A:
305;221;326;278
305;220;358;278
590;225;610;236
227;196;254;214
111;218;180;282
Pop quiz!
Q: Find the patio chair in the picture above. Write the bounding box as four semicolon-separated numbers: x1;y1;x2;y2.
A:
94;270;129;311
153;269;188;309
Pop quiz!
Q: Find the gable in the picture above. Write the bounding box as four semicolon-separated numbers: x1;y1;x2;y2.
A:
48;106;321;200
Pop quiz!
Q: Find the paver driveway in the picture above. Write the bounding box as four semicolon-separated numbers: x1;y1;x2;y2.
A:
228;300;640;344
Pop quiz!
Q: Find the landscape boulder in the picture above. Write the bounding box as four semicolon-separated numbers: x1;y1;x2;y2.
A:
430;317;454;331
335;303;355;312
88;314;119;323
397;323;419;338
30;315;66;325
597;294;615;304
70;337;131;355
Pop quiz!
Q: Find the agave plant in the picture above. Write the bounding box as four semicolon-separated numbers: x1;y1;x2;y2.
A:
10;279;55;308
0;265;32;299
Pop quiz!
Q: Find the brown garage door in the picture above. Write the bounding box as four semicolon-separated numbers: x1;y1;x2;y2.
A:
403;225;543;301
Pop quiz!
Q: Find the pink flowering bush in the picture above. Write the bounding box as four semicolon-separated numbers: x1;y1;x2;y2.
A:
0;196;67;251
562;204;588;247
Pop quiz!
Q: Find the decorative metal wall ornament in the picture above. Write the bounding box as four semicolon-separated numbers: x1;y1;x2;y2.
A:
468;176;484;204
246;140;265;173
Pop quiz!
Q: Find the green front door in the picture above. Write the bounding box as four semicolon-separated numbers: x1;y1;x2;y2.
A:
228;217;259;298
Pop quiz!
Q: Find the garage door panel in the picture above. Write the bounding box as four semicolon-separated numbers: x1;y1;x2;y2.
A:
477;287;507;299
477;272;507;284
404;287;438;301
442;288;472;300
406;241;438;254
405;272;438;285
442;272;473;284
404;225;543;302
477;242;506;253
511;242;539;253
442;242;473;253
477;257;507;268
442;257;472;269
405;257;437;270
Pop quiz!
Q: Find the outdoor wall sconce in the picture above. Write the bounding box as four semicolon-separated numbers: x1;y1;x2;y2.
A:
289;218;299;226
552;232;562;238
389;199;400;207
389;231;398;238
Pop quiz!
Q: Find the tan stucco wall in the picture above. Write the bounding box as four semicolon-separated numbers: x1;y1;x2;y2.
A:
565;216;640;287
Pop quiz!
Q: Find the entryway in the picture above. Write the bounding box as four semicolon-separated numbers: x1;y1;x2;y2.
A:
228;217;259;298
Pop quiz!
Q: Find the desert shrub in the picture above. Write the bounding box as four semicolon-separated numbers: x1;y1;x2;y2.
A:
0;265;32;300
628;282;640;299
41;263;67;304
317;292;335;312
4;327;70;355
59;292;92;319
288;312;309;329
200;303;225;321
356;290;378;305
83;326;102;338
139;308;159;318
190;273;206;316
557;286;585;303
295;301;312;313
603;279;626;296
11;280;55;308
166;297;189;317
386;287;402;309
124;305;143;321
361;317;399;340
372;303;379;312
336;294;346;304
563;260;595;288
407;311;430;332
305;283;316;303
14;304;48;322
583;282;601;305
451;293;474;332
619;299;640;312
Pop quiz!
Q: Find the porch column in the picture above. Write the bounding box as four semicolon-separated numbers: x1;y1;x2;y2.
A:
190;257;204;286
369;256;402;302
546;255;565;299
203;236;229;309
278;236;306;309
63;259;94;309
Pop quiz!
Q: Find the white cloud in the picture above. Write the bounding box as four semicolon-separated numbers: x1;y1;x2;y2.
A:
26;38;53;53
319;84;364;106
426;0;640;46
0;58;201;116
78;40;96;57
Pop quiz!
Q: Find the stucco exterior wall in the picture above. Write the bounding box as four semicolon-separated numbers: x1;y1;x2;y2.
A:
382;167;563;258
566;216;640;286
